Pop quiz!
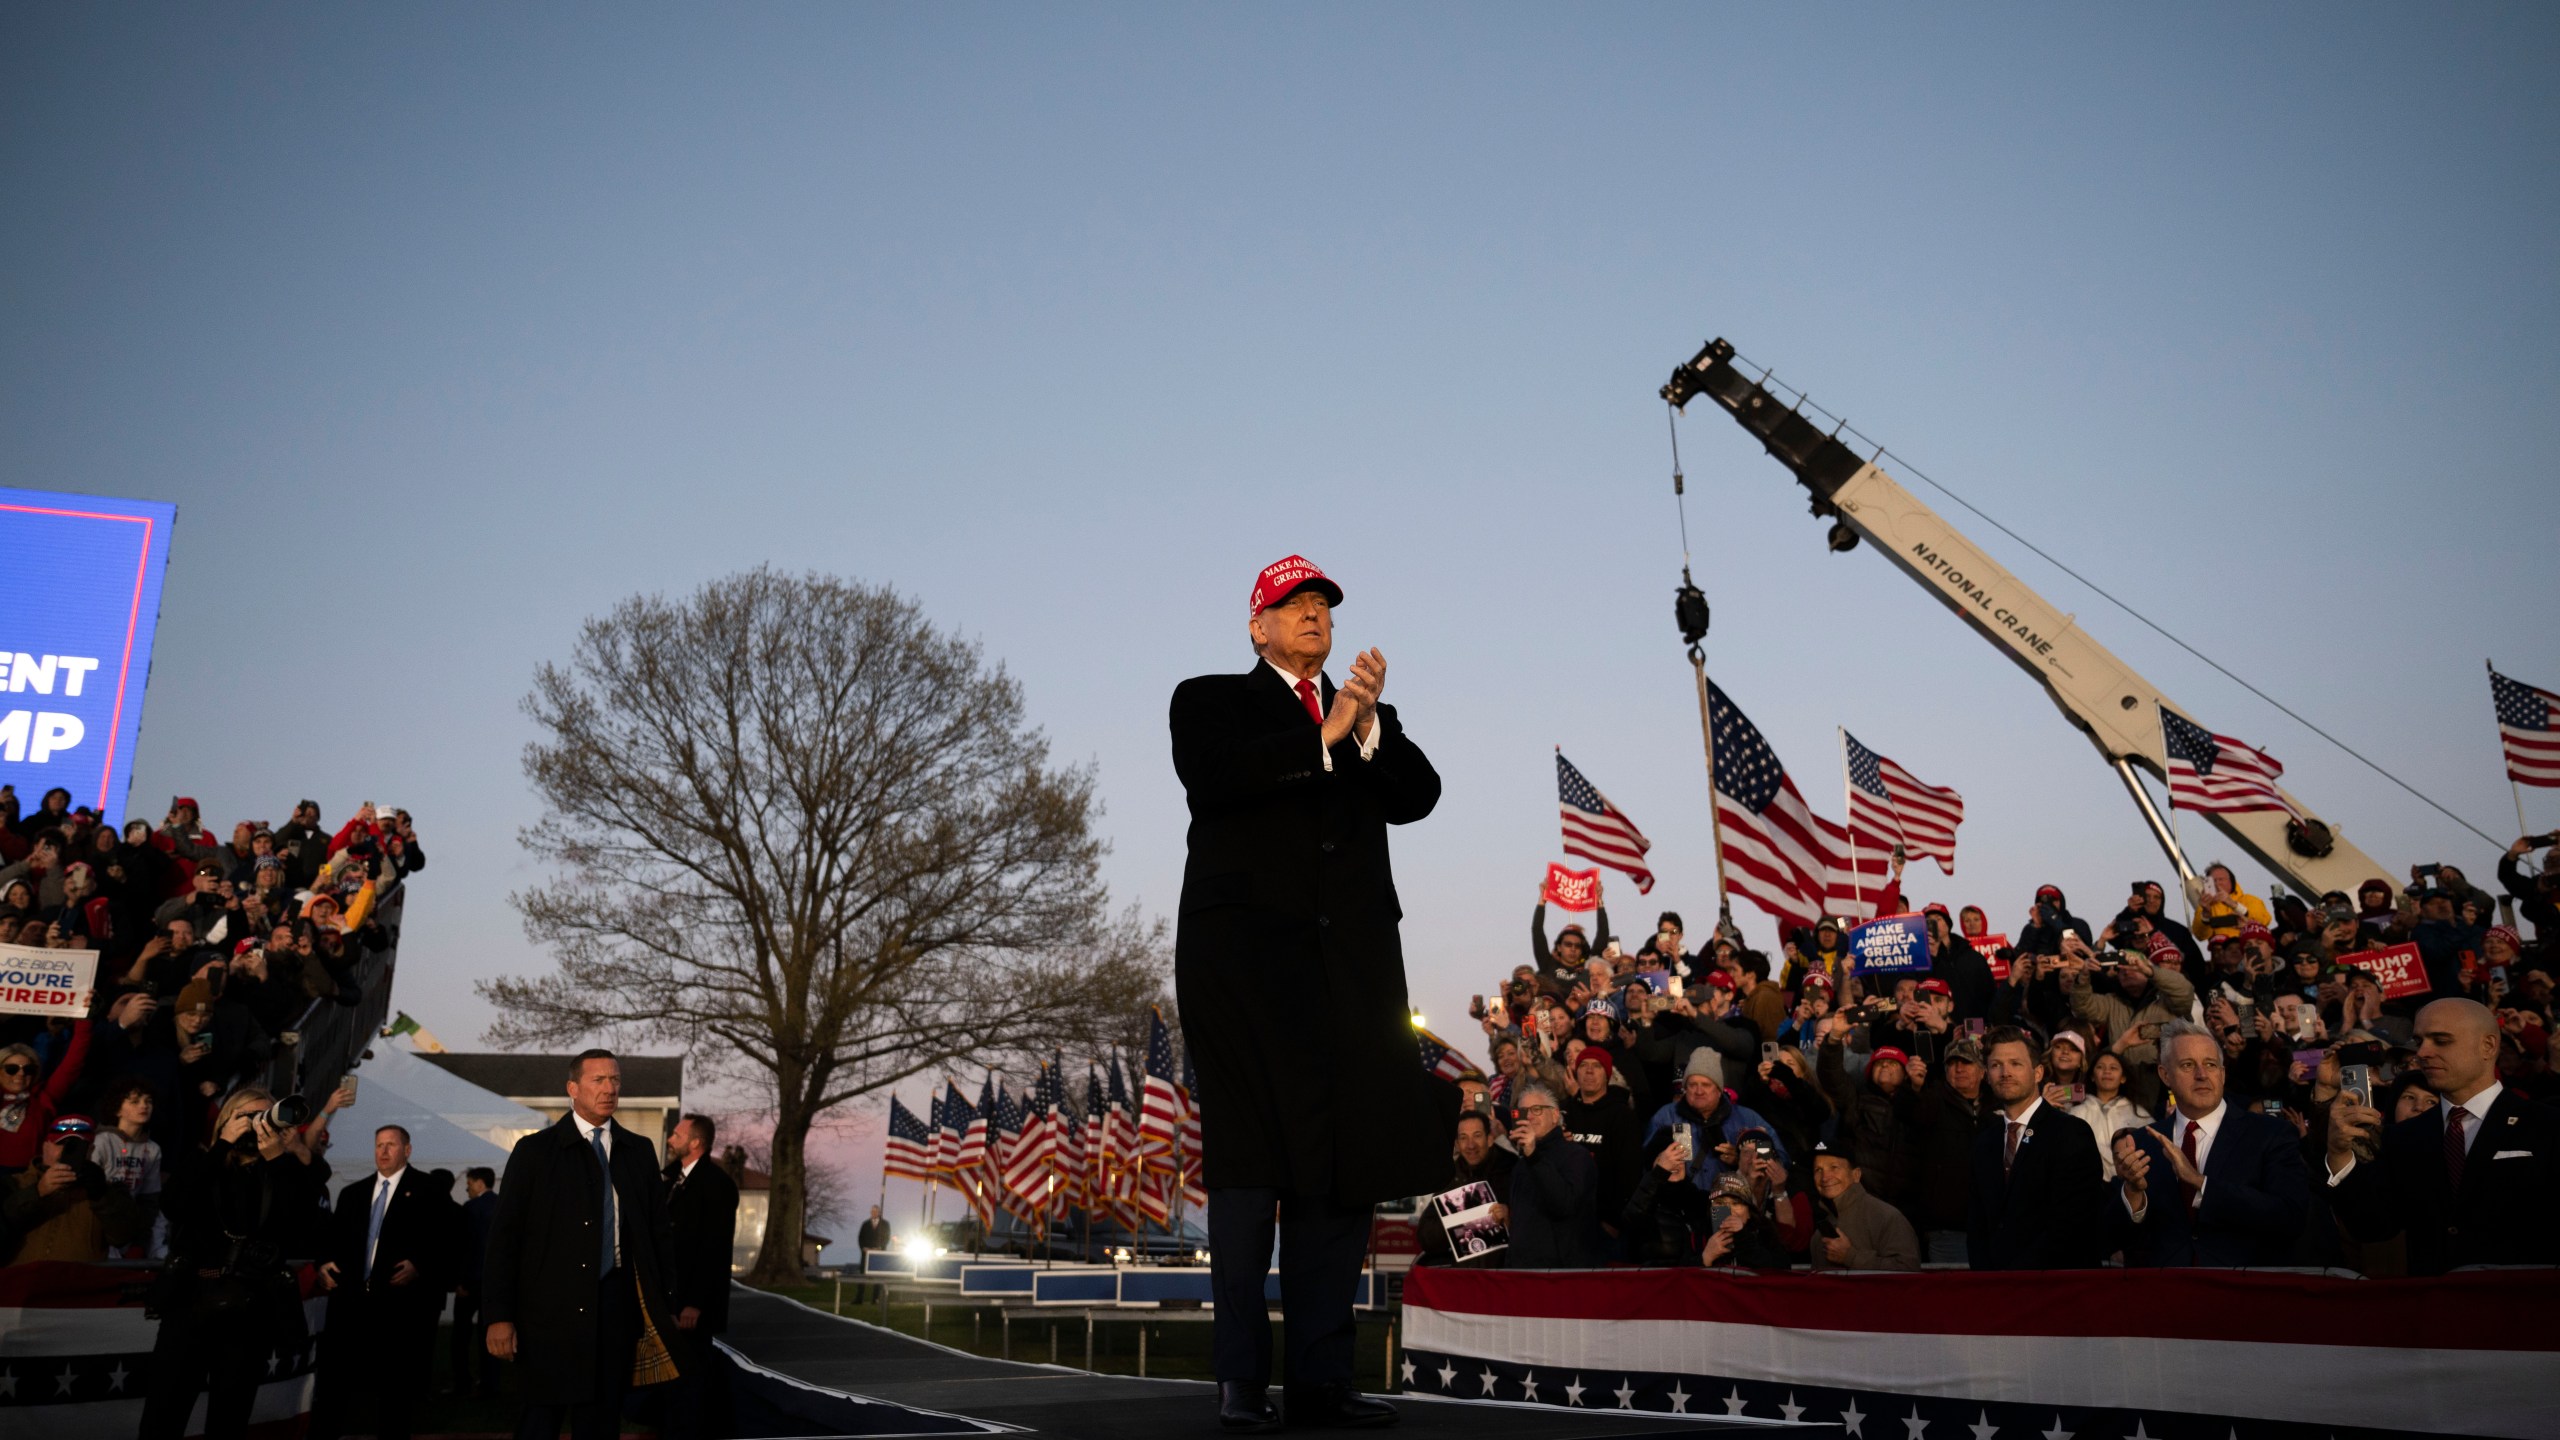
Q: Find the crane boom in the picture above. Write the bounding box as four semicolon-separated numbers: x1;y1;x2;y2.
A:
1662;337;2391;902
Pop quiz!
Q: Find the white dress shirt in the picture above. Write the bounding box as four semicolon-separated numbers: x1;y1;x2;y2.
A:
2325;1081;2503;1187
2124;1102;2222;1219
1262;660;1381;772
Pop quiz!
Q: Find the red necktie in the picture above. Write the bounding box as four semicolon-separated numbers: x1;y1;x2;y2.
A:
2180;1117;2204;1209
2003;1119;2023;1176
2443;1106;2470;1192
1293;678;1323;725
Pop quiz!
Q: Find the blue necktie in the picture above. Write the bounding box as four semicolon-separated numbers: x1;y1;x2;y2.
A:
366;1176;393;1276
590;1126;617;1275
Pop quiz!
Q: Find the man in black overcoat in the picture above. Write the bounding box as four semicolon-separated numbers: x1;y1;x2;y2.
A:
1172;555;1443;1432
659;1112;741;1440
315;1124;457;1440
1966;1026;2108;1269
484;1049;685;1440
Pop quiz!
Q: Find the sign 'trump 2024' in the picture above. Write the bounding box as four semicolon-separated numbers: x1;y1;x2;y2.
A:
0;486;178;826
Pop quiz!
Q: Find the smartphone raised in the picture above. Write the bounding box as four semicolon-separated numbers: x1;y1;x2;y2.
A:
2338;1064;2374;1112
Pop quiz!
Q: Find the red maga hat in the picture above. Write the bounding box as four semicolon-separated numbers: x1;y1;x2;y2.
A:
1248;555;1343;616
1916;978;1953;997
1869;1047;1911;1070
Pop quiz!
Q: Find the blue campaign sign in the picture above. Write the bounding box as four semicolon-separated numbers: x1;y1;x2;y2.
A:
1847;913;1933;976
0;487;178;826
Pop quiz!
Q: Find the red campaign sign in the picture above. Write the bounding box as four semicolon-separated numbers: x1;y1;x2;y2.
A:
1969;932;2011;981
2345;942;2430;1001
1542;864;1601;912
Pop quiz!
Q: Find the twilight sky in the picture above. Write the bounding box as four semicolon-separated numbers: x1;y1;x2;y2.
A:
7;4;2555;1216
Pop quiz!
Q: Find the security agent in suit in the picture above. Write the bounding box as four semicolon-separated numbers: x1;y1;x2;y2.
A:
2112;1021;2309;1267
657;1113;740;1440
484;1050;685;1440
1171;555;1443;1432
1967;1026;2108;1269
314;1125;457;1440
2325;998;2560;1274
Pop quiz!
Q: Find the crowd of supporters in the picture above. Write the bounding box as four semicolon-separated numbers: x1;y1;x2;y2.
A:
1419;840;2560;1276
0;787;429;1434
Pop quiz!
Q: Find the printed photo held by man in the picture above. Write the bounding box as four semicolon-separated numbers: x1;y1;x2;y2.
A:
1171;555;1445;1432
483;1049;685;1440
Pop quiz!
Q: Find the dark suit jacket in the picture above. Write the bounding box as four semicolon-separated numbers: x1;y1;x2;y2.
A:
1170;662;1443;1205
1967;1101;2107;1269
2331;1087;2560;1274
483;1115;681;1405
662;1156;740;1334
329;1167;457;1318
2113;1107;2309;1267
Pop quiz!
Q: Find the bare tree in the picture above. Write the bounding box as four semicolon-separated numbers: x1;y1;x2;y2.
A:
483;569;1163;1283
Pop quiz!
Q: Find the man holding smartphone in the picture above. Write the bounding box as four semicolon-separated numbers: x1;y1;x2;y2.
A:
1170;556;1442;1432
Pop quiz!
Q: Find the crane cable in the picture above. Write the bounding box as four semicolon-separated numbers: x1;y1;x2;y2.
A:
1693;353;2509;852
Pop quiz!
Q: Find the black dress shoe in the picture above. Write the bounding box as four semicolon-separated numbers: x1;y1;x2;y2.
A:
1285;1383;1397;1428
1219;1381;1283;1433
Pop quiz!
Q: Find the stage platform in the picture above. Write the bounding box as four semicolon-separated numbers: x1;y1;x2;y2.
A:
721;1287;1827;1439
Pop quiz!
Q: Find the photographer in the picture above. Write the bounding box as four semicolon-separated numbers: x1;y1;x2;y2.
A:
2062;930;2197;1092
1504;1082;1601;1267
4;1114;150;1262
140;1086;328;1440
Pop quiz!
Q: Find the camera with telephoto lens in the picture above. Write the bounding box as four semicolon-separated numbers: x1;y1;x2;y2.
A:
257;1094;312;1131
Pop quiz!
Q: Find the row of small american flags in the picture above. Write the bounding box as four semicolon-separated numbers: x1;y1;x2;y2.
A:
880;1008;1205;1231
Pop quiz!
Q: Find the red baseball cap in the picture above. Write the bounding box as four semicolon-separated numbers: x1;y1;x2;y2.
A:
1704;970;1738;991
1247;555;1343;616
1869;1047;1911;1070
2238;921;2272;942
1916;978;1952;997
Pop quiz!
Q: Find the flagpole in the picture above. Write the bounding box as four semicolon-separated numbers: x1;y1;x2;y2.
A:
1839;727;1860;921
1689;648;1732;912
2493;660;2532;838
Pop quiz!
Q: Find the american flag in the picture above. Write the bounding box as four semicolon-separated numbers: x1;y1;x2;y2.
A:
1177;1046;1205;1213
1416;1026;1484;1084
2162;710;2293;816
1000;1065;1057;1203
960;1075;997;1226
1707;679;1852;936
884;1094;932;1182
932;1080;969;1186
1138;1009;1182;1164
2492;669;2560;788
1104;1054;1142;1226
1079;1066;1108;1217
1557;751;1655;894
1053;1063;1087;1214
989;1081;1038;1223
1843;729;1965;877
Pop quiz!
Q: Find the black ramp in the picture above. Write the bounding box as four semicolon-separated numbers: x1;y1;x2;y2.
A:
719;1288;1835;1440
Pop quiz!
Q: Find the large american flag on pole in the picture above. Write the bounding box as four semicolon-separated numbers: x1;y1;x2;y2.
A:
1707;680;1851;935
2491;668;2560;788
1557;751;1655;894
2162;710;2293;815
1843;729;1965;872
1177;1047;1205;1214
